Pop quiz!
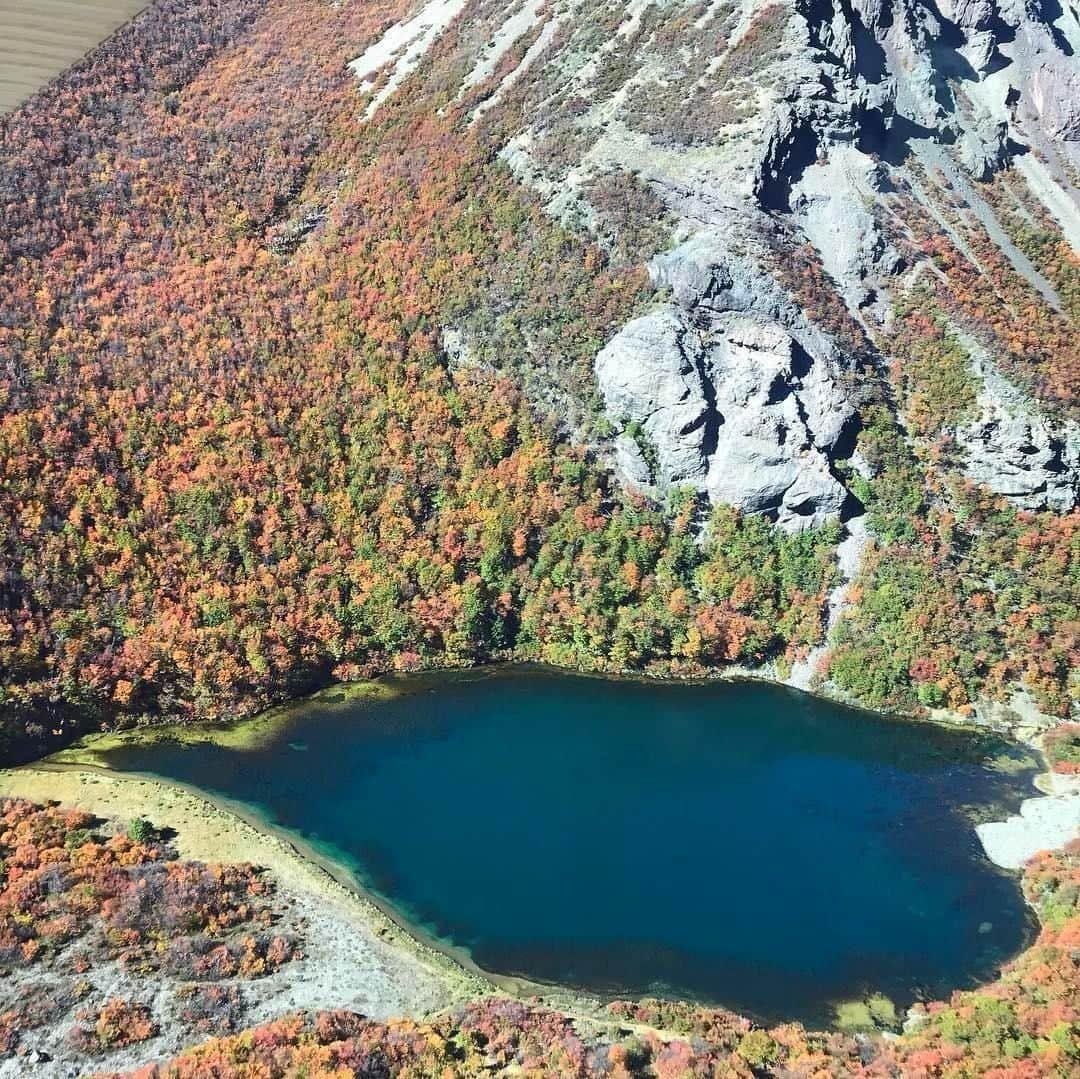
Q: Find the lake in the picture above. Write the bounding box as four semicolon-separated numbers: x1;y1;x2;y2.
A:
93;667;1037;1024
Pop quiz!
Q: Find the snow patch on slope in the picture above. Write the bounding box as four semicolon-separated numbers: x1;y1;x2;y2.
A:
350;0;468;118
470;12;563;121
461;0;547;91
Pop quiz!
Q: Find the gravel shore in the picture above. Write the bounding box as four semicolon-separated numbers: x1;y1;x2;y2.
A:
976;771;1080;870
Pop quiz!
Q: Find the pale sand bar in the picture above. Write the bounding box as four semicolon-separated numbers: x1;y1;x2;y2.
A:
0;766;484;1019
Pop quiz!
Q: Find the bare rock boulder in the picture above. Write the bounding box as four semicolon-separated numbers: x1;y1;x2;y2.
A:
703;318;853;530
594;309;711;487
961;406;1079;512
595;307;855;531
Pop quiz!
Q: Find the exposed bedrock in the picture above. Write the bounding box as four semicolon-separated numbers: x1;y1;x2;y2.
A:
962;409;1080;513
596;307;713;489
596;244;858;530
478;0;1080;520
789;144;904;319
959;354;1080;512
1031;60;1080;142
703;318;853;529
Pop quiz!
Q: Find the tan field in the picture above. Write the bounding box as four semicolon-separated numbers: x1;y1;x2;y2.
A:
0;0;146;114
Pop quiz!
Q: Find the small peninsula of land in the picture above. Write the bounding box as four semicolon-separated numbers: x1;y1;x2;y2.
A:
0;767;480;1076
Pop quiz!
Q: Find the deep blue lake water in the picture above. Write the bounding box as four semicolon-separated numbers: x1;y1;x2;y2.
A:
95;668;1036;1023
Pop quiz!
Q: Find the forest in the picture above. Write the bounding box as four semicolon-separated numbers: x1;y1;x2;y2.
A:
0;798;297;1060
0;0;1076;755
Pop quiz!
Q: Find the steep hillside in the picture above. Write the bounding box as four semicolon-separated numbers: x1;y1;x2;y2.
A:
0;0;1076;748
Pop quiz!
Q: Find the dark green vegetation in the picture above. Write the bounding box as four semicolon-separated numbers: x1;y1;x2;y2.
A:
92;668;1036;1025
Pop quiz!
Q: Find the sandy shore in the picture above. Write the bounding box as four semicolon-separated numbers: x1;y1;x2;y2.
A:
976;770;1080;871
0;765;488;1074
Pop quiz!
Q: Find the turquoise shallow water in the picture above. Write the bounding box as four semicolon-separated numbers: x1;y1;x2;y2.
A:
97;667;1037;1023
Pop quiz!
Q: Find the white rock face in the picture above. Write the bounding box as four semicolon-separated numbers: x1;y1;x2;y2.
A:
958;348;1080;513
962;405;1080;513
1031;61;1080;141
703;318;851;529
612;432;653;490
595;308;711;487
596;259;857;529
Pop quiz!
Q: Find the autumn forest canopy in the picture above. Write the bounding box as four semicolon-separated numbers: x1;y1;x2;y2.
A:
0;0;1076;756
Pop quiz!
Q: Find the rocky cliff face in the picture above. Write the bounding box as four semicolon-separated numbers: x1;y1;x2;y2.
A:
349;0;1079;531
596;241;859;528
959;340;1080;511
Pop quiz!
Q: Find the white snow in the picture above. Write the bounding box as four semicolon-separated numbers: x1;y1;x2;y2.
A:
461;0;547;92
350;0;469;118
470;13;562;121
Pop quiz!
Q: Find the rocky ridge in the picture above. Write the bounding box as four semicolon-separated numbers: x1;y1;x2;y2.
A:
368;0;1080;528
596;238;861;528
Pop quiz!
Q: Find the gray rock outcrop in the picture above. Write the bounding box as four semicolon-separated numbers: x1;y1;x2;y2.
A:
963;410;1079;512
595;308;711;488
596;240;858;531
464;0;1080;520
789;146;903;320
703;317;852;529
959;353;1080;512
1031;61;1080;141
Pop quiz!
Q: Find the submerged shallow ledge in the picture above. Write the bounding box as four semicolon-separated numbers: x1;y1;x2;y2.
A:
34;665;1046;1027
0;764;485;1018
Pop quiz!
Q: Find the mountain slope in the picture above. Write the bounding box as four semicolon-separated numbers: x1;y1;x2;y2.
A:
0;0;1076;746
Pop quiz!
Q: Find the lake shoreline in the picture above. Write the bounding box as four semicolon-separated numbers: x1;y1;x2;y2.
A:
0;761;619;1020
8;650;1062;776
13;667;1061;1023
0;753;1051;1035
0;765;490;1017
1;719;1073;1035
976;769;1080;870
46;660;1064;873
48;655;1050;755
